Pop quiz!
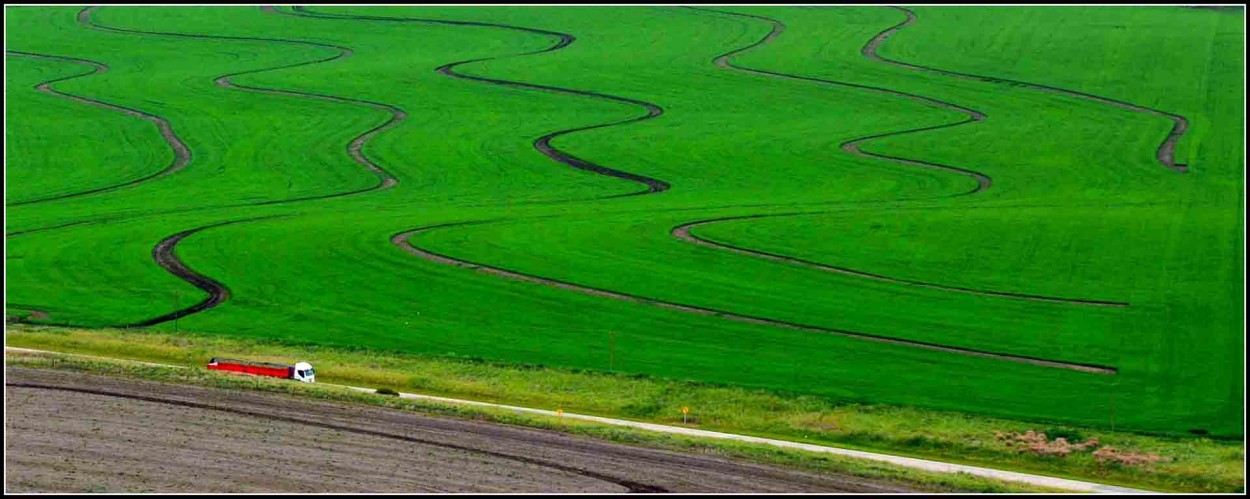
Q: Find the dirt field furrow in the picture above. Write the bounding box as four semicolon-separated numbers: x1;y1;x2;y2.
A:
4;367;916;493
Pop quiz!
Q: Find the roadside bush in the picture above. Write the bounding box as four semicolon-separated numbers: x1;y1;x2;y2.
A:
1044;427;1085;443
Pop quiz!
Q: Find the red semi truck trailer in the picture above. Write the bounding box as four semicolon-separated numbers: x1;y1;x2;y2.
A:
207;357;315;383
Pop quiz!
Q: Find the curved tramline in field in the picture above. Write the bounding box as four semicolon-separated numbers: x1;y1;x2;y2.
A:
670;7;1147;308
5;50;192;206
6;218;111;239
671;215;1130;307
286;6;670;198
369;5;1129;375
26;5;672;327
7;218;261;330
688;7;992;193
7;7;411;243
78;6;402;205
393;223;1117;374
871;7;1191;173
119;217;282;328
332;5;1133;374
10;5;664;238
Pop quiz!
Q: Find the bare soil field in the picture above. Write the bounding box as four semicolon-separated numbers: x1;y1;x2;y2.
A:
4;367;916;493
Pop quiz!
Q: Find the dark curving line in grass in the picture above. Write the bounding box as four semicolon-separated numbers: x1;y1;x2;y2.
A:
5;50;193;207
10;7;666;253
876;7;1190;173
6;218;115;238
77;6;401;207
353;7;1118;361
686;5;989;192
392;222;1117;375
287;6;670;198
674;7;1129;308
115;216;286;329
8;216;282;330
688;7;992;194
10;7;418;263
12;7;419;328
10;5;671;239
671;215;1130;308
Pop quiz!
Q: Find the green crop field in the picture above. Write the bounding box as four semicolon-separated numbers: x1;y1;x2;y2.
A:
5;5;1244;440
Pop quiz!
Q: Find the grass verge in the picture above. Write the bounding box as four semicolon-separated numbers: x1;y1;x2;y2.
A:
5;325;1244;492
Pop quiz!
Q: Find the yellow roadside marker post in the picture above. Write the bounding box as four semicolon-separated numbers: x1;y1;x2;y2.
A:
682;406;689;424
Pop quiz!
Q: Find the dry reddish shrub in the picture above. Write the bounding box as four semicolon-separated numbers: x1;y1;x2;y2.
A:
996;430;1101;458
995;429;1170;467
1091;446;1173;466
1071;438;1100;451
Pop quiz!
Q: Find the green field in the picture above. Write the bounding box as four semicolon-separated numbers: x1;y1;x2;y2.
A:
5;4;1244;444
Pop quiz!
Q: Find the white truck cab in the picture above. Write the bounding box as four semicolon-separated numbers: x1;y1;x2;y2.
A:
292;362;316;383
